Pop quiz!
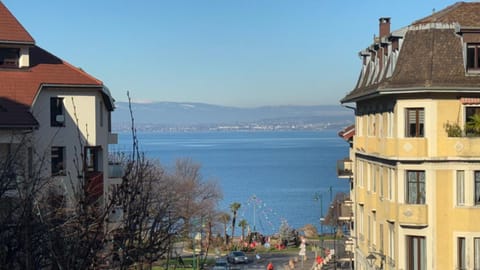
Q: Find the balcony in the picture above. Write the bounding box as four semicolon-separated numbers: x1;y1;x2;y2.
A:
368;192;377;211
383;201;397;222
108;162;124;181
108;132;118;145
357;187;366;205
337;158;353;178
398;204;428;227
86;172;103;200
440;136;480;157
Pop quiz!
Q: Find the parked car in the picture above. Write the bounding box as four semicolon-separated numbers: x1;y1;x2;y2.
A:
227;251;249;264
213;258;229;270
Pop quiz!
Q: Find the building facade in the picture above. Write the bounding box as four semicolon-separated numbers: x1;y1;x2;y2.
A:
340;3;480;270
0;2;119;209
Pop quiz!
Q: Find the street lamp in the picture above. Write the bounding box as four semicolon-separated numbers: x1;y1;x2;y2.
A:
366;252;385;270
314;192;324;235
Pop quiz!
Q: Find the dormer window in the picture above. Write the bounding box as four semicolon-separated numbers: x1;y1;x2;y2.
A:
467;43;480;72
0;48;19;68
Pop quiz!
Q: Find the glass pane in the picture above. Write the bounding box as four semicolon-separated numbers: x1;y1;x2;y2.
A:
419;172;425;204
458;237;465;269
419;182;425;204
476;172;480;205
408;182;417;204
475;238;480;270
477;46;480;69
413;237;419;270
420;237;426;270
468;47;475;68
457;171;465;205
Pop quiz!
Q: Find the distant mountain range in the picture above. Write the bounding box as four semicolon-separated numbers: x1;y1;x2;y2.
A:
112;101;354;132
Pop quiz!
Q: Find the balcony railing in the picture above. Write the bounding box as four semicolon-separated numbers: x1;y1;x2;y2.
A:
337;158;353;178
86;172;103;200
108;163;124;179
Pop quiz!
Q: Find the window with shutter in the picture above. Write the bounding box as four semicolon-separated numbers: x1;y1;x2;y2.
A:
406;108;424;137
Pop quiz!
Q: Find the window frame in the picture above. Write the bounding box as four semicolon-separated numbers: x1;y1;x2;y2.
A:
0;48;19;68
51;146;66;176
465;106;480;136
458;237;466;270
467;43;480;72
405;108;425;137
474;171;480;205
407;235;426;270
475;238;480;270
457;170;465;206
406;170;426;204
84;146;101;173
50;97;65;127
388;224;395;263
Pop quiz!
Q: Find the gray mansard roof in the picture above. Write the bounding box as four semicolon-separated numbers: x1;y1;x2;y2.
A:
341;2;480;103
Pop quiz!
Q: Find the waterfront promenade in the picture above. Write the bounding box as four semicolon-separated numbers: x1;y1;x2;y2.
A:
225;238;351;270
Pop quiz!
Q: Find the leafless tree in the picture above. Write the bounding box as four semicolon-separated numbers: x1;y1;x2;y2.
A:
0;132;53;269
0;93;224;270
111;93;222;270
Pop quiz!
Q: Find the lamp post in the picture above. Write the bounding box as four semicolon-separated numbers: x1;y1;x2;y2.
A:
366;252;385;270
333;225;337;270
314;192;324;235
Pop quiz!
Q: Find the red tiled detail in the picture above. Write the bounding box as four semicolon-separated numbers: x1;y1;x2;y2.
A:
460;97;480;104
0;2;34;43
338;124;355;141
0;2;105;126
0;46;103;107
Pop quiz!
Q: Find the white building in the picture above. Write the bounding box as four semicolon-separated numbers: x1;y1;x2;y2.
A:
0;1;119;208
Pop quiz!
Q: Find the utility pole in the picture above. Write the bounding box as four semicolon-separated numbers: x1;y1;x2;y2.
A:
252;195;256;232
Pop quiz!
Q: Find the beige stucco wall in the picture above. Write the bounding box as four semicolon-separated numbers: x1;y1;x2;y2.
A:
31;86;111;200
352;96;480;270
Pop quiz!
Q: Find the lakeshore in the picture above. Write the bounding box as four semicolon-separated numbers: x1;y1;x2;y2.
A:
113;130;350;235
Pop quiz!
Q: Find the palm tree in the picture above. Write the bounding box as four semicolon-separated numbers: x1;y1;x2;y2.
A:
219;212;231;245
238;219;248;242
230;202;241;245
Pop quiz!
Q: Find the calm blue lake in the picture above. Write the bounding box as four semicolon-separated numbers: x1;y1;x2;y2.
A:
112;130;349;235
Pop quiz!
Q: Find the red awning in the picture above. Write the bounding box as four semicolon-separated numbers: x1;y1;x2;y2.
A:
460;97;480;104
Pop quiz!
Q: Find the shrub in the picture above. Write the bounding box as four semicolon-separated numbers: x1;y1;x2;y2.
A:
444;122;462;137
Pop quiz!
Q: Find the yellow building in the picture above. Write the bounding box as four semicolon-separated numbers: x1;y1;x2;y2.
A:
340;3;480;270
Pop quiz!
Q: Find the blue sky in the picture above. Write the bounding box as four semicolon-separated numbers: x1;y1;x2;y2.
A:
5;0;458;107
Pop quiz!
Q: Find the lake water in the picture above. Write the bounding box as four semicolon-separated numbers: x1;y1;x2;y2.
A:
112;130;349;235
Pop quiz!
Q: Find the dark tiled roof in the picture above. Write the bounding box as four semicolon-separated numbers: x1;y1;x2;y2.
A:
413;2;480;27
0;97;38;128
389;29;475;88
0;1;34;44
341;2;480;103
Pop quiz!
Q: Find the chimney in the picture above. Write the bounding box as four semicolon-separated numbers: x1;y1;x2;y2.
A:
379;17;391;39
